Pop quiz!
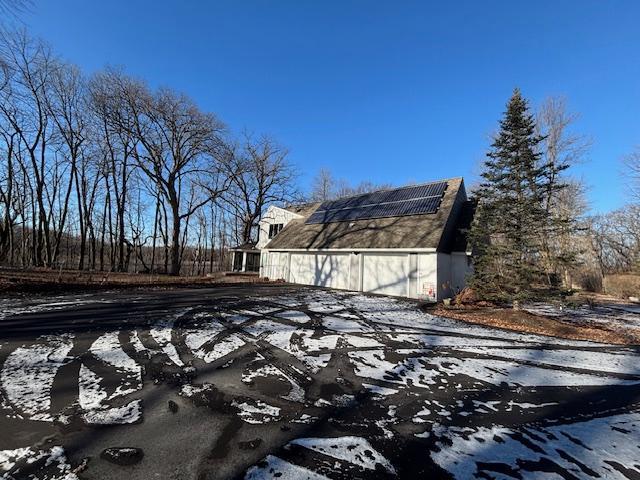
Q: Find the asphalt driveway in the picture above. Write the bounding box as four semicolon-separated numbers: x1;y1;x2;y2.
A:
1;285;640;479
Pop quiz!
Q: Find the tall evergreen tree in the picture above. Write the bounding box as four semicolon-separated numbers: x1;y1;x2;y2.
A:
469;89;549;302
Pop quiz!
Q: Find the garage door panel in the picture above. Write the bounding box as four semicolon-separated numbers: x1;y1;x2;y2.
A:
290;253;350;290
363;254;408;296
290;253;313;285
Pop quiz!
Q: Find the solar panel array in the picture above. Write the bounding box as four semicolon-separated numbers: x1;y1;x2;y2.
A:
305;181;448;224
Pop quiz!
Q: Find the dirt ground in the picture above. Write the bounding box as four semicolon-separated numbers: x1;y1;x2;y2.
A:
0;267;267;294
432;304;640;345
432;288;640;345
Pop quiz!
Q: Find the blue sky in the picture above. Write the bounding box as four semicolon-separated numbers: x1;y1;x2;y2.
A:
21;0;640;212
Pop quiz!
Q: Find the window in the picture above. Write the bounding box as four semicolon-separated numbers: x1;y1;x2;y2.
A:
268;223;283;239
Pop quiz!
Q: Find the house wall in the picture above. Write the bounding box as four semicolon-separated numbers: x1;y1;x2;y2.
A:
257;206;302;249
451;252;473;295
261;250;448;300
260;250;289;279
417;253;439;300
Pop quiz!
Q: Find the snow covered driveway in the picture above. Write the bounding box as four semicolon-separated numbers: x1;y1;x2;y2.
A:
1;285;640;479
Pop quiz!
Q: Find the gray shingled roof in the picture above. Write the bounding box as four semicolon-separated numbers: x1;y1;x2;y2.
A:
265;177;466;252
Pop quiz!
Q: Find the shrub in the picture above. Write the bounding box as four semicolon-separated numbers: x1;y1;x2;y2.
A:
578;271;603;293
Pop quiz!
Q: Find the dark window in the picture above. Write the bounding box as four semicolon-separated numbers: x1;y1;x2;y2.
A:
268;223;283;239
233;252;243;271
246;253;260;272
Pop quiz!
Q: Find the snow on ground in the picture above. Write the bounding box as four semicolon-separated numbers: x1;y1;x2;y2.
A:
288;436;396;474
307;301;344;314
184;319;226;353
274;310;311;323
242;361;305;403
525;302;640;330
426;355;639;387
0;445;78;480
90;331;142;378
219;312;251;325
322;315;373;333
243;319;333;373
0;294;112;321
150;308;193;366
2;288;640;478
451;346;640;375
232;398;281;424
129;331;149;355
432;412;640;479
198;334;246;363
244;455;329;480
78;364;142;424
361;383;399;396
388;333;535;348
0;335;73;421
179;383;215;398
82;399;141;425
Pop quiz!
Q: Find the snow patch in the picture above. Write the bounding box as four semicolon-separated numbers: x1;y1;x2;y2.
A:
0;335;73;421
432;412;640;480
0;445;78;479
232;398;281;424
244;455;328;480
289;436;396;474
78;364;141;424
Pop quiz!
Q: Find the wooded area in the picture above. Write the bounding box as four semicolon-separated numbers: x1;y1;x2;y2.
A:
0;30;298;275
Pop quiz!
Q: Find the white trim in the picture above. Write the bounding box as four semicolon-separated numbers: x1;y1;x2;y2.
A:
406;254;410;297
269;204;304;219
263;247;438;253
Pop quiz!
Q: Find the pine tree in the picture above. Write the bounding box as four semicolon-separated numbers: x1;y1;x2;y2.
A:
469;89;549;303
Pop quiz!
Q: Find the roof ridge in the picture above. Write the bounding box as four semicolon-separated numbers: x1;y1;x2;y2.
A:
328;177;460;202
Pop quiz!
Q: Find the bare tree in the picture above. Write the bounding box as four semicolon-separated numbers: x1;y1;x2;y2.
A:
537;97;590;210
589;206;640;275
46;62;91;267
224;133;298;245
623;146;640;205
0;30;57;266
90;69;141;272
117;84;229;275
536;96;591;285
310;168;335;201
0;0;32;19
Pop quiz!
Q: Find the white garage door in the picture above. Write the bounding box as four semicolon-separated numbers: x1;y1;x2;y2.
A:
290;253;350;290
362;254;409;296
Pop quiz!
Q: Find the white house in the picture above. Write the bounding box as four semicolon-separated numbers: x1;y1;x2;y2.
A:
230;204;310;273
258;177;474;301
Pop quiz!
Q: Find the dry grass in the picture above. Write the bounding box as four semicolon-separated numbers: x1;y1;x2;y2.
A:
604;274;640;299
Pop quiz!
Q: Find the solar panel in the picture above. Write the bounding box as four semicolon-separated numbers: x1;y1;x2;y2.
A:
305;181;448;224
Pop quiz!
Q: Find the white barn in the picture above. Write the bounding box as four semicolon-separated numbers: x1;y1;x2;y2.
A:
258;177;473;301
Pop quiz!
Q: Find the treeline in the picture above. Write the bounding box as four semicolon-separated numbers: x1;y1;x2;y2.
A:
308;168;392;202
0;30;297;275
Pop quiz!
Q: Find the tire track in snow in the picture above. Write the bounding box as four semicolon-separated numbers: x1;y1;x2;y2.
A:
0;335;74;422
